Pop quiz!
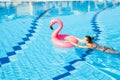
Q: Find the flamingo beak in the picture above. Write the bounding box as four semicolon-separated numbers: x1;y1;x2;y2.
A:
50;25;53;30
50;20;55;30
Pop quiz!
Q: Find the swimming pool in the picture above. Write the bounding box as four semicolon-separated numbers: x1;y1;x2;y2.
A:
0;1;120;80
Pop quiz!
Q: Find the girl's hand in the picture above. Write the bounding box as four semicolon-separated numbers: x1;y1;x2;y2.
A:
69;36;76;38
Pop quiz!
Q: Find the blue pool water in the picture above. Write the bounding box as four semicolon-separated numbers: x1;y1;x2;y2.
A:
0;1;120;80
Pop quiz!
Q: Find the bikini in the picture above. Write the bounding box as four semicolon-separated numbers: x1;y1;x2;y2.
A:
93;45;111;52
92;45;120;54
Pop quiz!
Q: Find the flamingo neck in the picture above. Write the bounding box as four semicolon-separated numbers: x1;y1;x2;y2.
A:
52;20;63;38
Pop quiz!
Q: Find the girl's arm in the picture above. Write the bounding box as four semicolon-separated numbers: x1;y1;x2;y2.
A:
66;40;89;48
70;36;85;43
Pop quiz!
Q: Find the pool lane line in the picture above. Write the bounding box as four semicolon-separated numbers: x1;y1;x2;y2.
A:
0;8;53;67
80;3;120;62
76;2;120;60
86;3;120;58
91;8;106;42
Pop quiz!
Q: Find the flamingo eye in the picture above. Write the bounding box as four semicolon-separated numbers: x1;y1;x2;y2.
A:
51;22;53;24
52;21;54;24
51;19;55;24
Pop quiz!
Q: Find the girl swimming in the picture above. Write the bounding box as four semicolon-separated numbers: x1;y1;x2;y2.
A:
66;36;120;54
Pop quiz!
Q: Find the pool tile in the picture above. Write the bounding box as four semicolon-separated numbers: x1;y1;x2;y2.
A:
18;42;25;45
25;41;32;44
29;37;35;40
28;30;35;33
13;46;22;51
69;59;82;64
0;57;10;64
64;65;76;71
69;70;78;74
53;72;70;80
30;26;37;28
31;23;38;26
7;52;16;56
9;55;18;62
22;37;30;41
26;34;33;37
20;45;28;50
72;61;85;69
34;29;39;32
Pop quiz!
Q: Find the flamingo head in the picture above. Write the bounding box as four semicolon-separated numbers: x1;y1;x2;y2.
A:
50;18;62;30
50;19;56;30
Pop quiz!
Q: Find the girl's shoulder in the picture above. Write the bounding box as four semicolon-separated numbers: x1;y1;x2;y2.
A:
87;43;96;48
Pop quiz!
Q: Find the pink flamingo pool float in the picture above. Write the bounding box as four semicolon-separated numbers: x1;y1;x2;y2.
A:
50;18;78;48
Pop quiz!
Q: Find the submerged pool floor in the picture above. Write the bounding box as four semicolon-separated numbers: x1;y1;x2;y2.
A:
0;3;120;80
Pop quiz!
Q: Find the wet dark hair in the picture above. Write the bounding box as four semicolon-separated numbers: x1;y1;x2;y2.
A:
85;36;94;43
